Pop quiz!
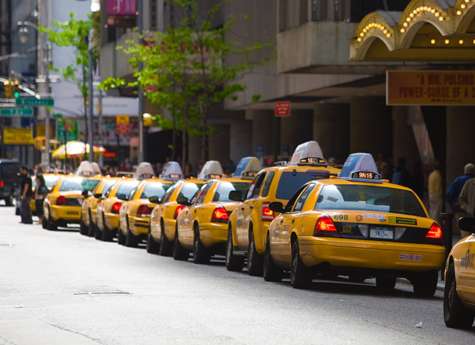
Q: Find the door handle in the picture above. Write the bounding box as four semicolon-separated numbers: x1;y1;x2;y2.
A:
279;220;283;224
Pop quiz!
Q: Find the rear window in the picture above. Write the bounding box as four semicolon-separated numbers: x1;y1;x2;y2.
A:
213;181;251;202
315;184;426;217
179;183;203;201
59;178;84;192
82;179;100;192
276;170;329;200
140;182;168;199
116;181;139;200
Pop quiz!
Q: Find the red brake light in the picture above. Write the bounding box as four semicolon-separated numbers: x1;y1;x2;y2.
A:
111;202;122;214
137;204;152;217
211;207;229;223
0;180;4;188
314;216;337;235
261;203;274;221
426;223;443;239
174;204;186;219
56;195;66;205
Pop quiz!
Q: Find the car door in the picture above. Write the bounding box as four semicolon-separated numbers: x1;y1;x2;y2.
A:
457;234;475;304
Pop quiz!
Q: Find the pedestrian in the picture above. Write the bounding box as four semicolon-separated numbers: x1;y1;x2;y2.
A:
19;166;33;224
458;171;475;238
34;166;47;225
428;160;443;221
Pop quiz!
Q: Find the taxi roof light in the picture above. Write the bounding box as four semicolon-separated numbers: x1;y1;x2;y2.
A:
289;141;325;166
233;156;261;178
198;160;224;179
134;162;155;180
160;161;184;181
339;153;383;183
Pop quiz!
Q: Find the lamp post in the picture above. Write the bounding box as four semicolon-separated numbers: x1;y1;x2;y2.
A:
138;0;145;163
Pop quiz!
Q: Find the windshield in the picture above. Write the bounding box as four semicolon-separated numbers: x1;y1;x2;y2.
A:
140;182;169;199
315;184;426;217
213;181;251;202
59;178;84;192
116;181;139;201
276;170;329;200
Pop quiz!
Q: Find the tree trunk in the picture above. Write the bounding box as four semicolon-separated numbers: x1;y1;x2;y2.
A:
82;66;88;143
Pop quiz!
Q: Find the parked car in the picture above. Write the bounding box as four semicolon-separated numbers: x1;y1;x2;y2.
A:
0;159;20;206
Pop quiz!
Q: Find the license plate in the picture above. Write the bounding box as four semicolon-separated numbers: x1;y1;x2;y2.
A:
67;211;79;216
370;228;393;240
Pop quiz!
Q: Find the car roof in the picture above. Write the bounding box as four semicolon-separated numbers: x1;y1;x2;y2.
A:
316;178;414;192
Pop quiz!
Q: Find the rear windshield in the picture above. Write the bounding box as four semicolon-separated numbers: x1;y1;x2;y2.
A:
59;178;84;192
179;182;203;201
315;184;426;217
116;181;139;200
140;182;169;199
213;181;251;202
276;170;329;200
82;179;100;192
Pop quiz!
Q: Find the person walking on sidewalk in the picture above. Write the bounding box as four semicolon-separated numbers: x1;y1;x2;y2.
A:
34;166;47;225
19;166;33;224
459;174;475;238
447;163;475;235
428;160;443;222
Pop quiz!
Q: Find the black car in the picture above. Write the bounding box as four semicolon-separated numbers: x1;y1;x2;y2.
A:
0;159;20;206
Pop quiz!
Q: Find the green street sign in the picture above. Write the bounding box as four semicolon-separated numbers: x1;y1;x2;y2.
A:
56;117;78;141
0;107;33;117
16;96;54;107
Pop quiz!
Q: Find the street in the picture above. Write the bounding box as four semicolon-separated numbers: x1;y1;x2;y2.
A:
0;207;473;345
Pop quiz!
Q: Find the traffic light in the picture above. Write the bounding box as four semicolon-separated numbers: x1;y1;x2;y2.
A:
2;79;20;99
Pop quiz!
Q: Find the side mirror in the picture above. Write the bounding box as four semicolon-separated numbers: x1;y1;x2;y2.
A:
229;190;244;202
269;201;285;214
458;217;475;234
149;196;161;204
93;193;103;200
82;190;90;198
177;195;191;206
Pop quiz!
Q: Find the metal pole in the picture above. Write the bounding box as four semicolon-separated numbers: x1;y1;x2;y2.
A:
87;36;94;162
137;0;145;163
98;89;103;167
37;0;50;167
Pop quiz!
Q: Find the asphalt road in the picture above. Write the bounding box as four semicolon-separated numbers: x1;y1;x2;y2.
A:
0;207;473;345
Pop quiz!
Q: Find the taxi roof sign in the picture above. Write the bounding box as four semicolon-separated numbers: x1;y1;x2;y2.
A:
233;156;261;177
134;162;155;180
75;161;95;177
160;161;184;181
198;160;224;179
339;153;382;182
289;141;325;166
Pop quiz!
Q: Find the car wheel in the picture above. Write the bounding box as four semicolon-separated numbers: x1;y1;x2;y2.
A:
290;238;311;289
94;222;102;240
45;209;57;231
375;275;396;291
159;220;173;257
173;229;189;261
444;262;474;328
117;229;125;245
247;228;263;276
87;211;95;237
225;226;244;272
42;217;47;229
263;234;282;282
79;220;88;235
192;224;210;264
411;270;438;298
101;215;114;242
146;231;160;254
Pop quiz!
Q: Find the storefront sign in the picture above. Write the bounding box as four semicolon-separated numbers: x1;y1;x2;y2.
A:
274;101;291;117
116;115;130;135
387;70;475;106
3;128;34;145
105;0;137;16
0;107;33;117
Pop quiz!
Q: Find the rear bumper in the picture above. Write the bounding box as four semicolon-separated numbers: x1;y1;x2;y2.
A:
51;205;82;222
200;222;227;248
299;236;445;272
131;216;150;235
104;213;120;230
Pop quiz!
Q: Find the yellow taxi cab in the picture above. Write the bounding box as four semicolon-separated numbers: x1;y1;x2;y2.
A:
226;141;340;275
31;173;61;214
42;175;99;230
175;174;253;263
96;178;138;240
263;153;445;296
80;177;120;238
444;217;475;329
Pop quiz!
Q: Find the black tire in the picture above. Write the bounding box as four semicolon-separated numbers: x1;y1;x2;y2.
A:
192;224;210;264
146;232;160;254
263;234;283;282
117;229;125;245
124;217;139;247
290;238;311;289
376;275;396;291
45;209;57;231
87;211;95;237
94;222;102;240
444;263;474;328
225;227;244;272
79;220;88;235
42;217;47;229
411;270;438;298
101;215;114;242
247;228;263;276
159;220;173;256
173;229;189;261
5;196;13;206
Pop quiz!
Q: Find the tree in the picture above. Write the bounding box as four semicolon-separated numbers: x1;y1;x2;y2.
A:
41;12;99;143
101;0;265;165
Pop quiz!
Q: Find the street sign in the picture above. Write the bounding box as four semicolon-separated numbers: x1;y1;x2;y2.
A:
274;101;291;117
16;96;54;107
0;107;33;117
3;128;34;145
56;117;78;141
387;70;475;106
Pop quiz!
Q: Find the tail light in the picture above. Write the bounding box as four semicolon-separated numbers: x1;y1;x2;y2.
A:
314;216;337;235
211;207;229;223
56;195;66;205
174;204;186;219
111;202;122;214
426;223;443;239
261;203;274;221
0;180;4;188
137;205;152;217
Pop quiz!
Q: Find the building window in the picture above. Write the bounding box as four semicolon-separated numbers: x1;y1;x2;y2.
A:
150;0;158;31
